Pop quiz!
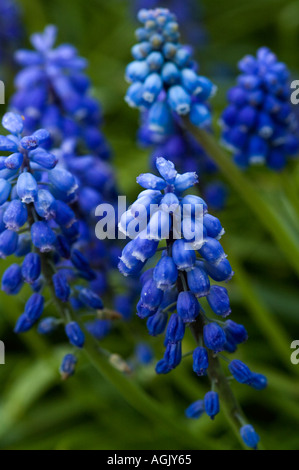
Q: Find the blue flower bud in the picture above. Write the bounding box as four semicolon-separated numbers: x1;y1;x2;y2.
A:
20;135;39;150
240;424;260;449
31;221;57;252
15;233;31;257
192;74;214;97
14;313;34;333
155;158;177;185
185;400;205;419
54;200;76;228
0;179;11;205
198;237;226;264
0;229;18;258
174;172;198;192
37;317;59;335
29;148;57;169
142;73;163;103
181;68;201;95
203;214;225;240
48;168;78;198
174;47;191;68
187;264;210;298
137;299;155;319
24;293;44;322
250;373;267;390
161;62;180;85
147;310;168;336
207;286;231;317
204;391;220;420
17;172;38;203
140;279;163;311
125;82;144;108
34;189;56;219
177;291;199;323
168;85;191;115
77;287;104;310
33;129;51;146
165;314;185;343
153;256;178;290
2;112;24;135
189;103;211;127
164;341;182;369
53;272;70;302
0;136;18;152
2;264;23;295
126;60;150;82
60;353;77;379
155;358;171;375
131;234;159;263
204;258;234;282
172;239;196;271
136;173;167;190
224;320;248;344
229;359;253;384
3;200;27;231
65;321;85;348
131;41;152;60
148;100;174;135
203;322;226;352
135;342;153;365
181;195;208;216
193;347;209;376
146;51;164;71
5;152;23;170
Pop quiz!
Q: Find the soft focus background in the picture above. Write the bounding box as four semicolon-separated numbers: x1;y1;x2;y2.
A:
0;0;299;450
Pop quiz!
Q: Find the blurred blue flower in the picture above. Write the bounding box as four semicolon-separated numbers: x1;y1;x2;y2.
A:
222;47;299;170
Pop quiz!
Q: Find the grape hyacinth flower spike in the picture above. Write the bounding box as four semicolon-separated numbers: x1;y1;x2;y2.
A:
125;8;226;212
11;26;138;336
125;8;216;135
221;47;299;170
0;112;107;377
118;156;266;448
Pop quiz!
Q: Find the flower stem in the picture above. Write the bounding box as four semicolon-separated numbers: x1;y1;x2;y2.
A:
39;252;214;449
189;316;248;450
182;119;299;278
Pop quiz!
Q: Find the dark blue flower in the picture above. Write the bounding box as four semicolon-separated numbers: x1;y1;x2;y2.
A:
204;391;220;420
60;353;77;380
203;322;226;353
222;47;299;170
193;347;209;376
65;321;85;348
240;424;260;449
185;400;205;419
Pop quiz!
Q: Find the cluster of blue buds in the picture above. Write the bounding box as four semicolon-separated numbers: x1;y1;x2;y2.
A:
138;116;227;211
10;26;127;327
0;112;106;378
221;47;299;170
11;25;110;160
118;156;266;449
132;1;206;44
125;8;216;136
0;0;23;65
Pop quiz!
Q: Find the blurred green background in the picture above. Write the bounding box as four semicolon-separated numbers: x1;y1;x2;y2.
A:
0;0;299;450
